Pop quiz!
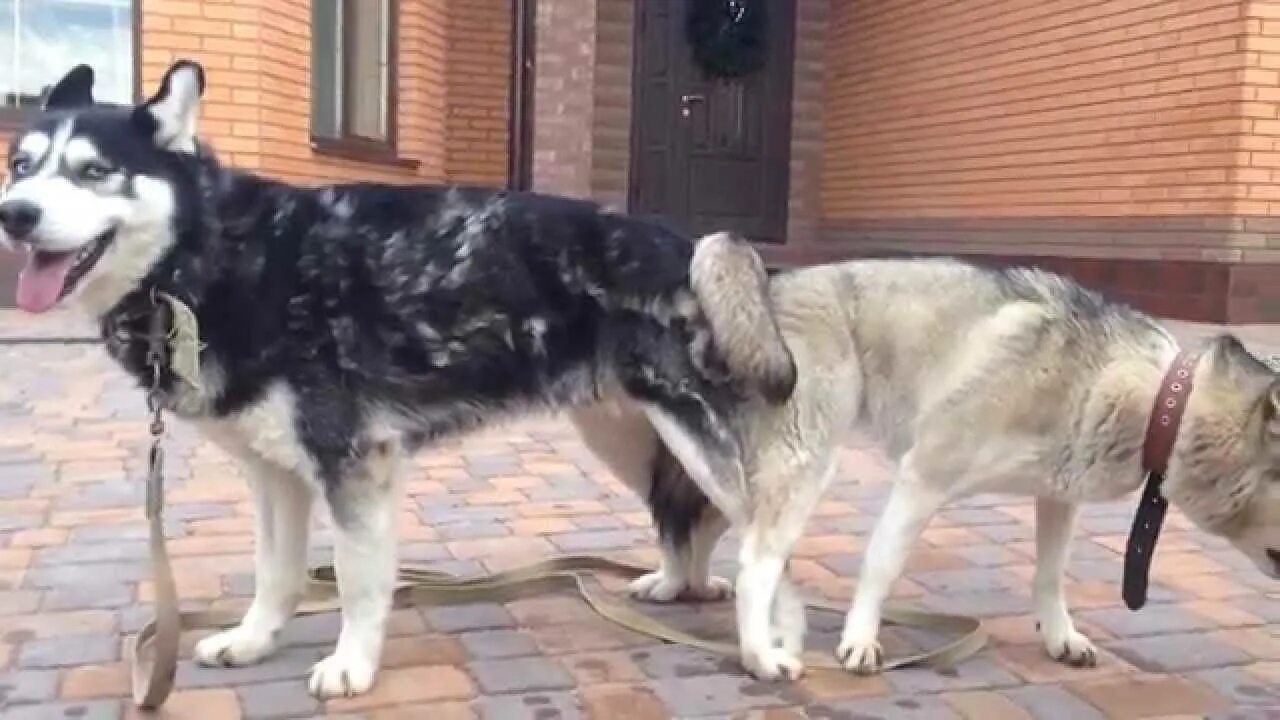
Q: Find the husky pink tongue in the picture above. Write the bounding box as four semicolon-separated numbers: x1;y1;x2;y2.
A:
15;252;76;313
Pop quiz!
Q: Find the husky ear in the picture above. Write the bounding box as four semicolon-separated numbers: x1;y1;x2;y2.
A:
132;60;205;154
44;65;95;110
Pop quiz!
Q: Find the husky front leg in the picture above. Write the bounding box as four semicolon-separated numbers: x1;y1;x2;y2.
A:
1034;497;1098;666
195;460;312;666
736;459;833;680
838;457;944;674
308;446;402;699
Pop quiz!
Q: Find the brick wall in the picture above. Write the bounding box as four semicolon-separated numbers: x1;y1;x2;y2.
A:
0;0;512;307
532;0;596;198
810;0;1280;321
442;0;512;186
821;0;1256;226
140;0;508;187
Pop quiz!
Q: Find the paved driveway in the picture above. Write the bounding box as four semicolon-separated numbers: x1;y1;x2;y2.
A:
0;310;1276;719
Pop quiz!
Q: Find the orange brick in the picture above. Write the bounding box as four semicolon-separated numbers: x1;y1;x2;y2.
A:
325;666;474;711
944;691;1033;720
8;527;67;548
62;663;130;699
1067;676;1230;718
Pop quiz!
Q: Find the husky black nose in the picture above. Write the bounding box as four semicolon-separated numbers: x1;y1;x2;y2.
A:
0;200;41;241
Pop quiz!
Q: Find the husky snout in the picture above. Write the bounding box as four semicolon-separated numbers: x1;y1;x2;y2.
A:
0;200;41;242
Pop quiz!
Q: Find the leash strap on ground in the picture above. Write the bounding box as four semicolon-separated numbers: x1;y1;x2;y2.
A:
131;536;987;709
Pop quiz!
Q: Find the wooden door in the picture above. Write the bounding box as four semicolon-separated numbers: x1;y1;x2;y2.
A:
630;0;796;242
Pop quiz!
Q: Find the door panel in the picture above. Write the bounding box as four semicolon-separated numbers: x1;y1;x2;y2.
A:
630;0;795;243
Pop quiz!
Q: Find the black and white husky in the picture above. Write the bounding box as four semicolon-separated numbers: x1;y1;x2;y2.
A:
0;61;796;697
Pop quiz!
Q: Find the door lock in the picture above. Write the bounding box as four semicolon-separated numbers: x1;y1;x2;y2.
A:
680;93;706;118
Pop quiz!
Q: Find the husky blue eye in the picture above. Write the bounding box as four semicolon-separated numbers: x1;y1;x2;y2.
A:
9;155;32;176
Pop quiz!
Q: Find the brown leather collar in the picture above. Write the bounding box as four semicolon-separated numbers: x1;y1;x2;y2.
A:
1141;350;1201;474
1124;348;1202;610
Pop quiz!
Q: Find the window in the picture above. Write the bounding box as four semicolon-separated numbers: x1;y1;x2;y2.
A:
312;0;395;155
0;0;134;122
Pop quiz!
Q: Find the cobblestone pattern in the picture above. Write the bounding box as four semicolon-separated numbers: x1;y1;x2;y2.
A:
0;311;1276;718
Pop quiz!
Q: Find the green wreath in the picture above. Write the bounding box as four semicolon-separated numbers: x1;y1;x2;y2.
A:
685;0;768;80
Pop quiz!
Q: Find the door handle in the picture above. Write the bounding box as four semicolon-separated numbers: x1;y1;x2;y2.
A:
680;93;705;118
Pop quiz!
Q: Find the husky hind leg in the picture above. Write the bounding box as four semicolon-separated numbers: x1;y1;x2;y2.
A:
568;402;731;602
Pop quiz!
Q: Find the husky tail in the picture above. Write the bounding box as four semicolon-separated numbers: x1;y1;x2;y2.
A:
690;231;796;403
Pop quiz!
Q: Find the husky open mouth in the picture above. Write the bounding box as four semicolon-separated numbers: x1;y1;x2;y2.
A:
15;226;115;313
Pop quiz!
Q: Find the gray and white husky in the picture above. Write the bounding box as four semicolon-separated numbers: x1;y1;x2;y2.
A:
686;232;1280;680
0;61;797;697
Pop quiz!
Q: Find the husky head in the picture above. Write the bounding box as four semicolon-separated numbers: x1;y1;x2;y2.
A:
0;60;205;314
1171;336;1280;580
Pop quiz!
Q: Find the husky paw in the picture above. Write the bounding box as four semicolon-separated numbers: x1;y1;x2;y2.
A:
1043;628;1098;668
629;572;732;603
742;646;805;681
836;638;885;675
308;650;377;699
194;626;277;667
688;575;734;601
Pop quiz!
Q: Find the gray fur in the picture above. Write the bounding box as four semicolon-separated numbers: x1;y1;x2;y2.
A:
684;239;1280;680
690;232;797;403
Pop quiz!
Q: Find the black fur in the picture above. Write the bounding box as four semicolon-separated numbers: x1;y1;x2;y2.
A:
649;441;712;547
3;142;723;518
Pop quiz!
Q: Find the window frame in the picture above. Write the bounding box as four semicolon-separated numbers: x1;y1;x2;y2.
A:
0;0;140;131
310;0;408;166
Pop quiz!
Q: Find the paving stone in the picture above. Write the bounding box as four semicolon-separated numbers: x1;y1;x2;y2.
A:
911;568;1022;595
175;646;328;688
570;515;625;531
1105;633;1255;672
0;699;121;720
22;560;149;588
460;629;540;659
1001;684;1106;720
548;529;650;552
237;679;320;719
920;591;1032;618
469;657;574;694
942;691;1033;720
805;695;961;720
0;668;59;704
42;582;133;611
650;676;790;716
277;610;343;646
1081;605;1220;637
2;329;1279;719
436;522;513;541
0;514;41;533
885;658;1022;695
19;634;117;668
1067;675;1231;717
0;589;41;615
424;603;516;633
970;524;1035;543
325;666;475;712
952;544;1023;567
477;690;582;720
60;662;130;699
1189;667;1280;707
630;644;732;679
940;508;1020;526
